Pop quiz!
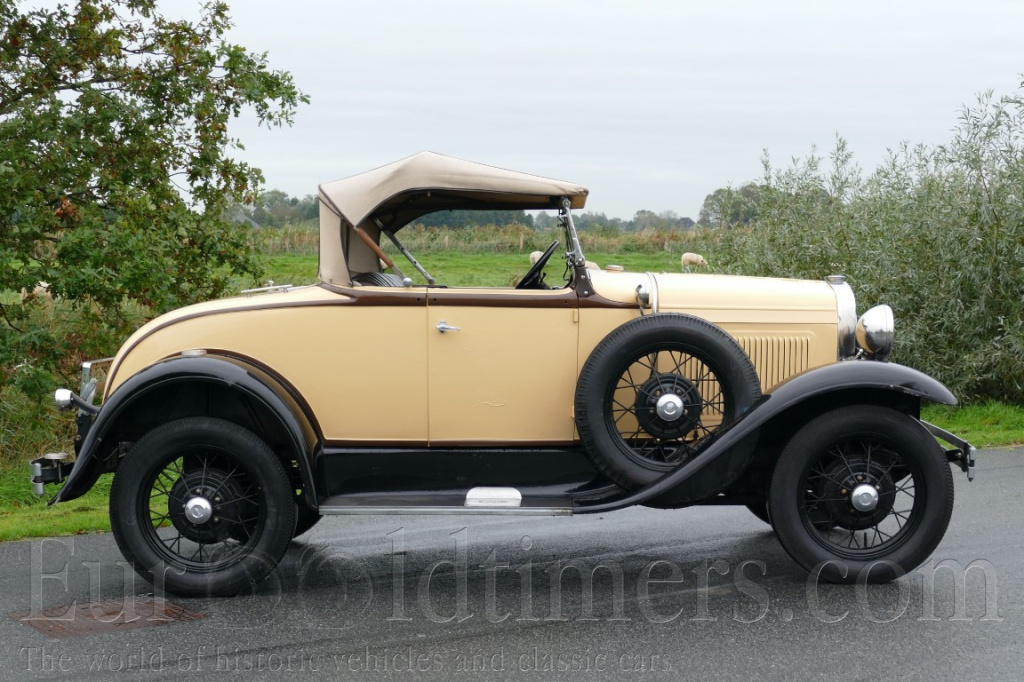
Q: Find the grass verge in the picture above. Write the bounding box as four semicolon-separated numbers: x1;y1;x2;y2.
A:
921;402;1024;448
0;473;111;542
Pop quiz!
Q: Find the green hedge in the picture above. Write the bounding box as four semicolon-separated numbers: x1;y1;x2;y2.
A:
711;88;1024;401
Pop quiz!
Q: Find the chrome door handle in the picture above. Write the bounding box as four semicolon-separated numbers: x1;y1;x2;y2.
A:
436;320;461;333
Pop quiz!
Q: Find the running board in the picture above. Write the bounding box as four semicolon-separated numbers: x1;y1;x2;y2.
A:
319;487;573;516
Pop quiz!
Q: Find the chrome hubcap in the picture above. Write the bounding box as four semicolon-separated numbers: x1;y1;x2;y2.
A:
655;393;684;421
850;484;879;512
184;496;213;524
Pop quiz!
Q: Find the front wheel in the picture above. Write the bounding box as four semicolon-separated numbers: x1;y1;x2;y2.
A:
110;418;296;597
768;406;954;584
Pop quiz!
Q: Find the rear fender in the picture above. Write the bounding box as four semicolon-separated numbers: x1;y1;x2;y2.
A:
51;354;322;505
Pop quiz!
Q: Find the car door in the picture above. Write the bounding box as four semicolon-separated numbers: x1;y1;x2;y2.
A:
318;286;430;445
426;288;579;445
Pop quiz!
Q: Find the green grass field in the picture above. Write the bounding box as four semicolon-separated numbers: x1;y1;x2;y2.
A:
1;251;1021;541
262;250;689;288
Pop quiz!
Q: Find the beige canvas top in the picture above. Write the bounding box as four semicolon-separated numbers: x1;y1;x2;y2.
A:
316;152;589;285
318;151;588;230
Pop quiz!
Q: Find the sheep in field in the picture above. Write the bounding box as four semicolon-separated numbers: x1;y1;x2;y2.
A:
681;252;707;269
585;260;600;269
528;250;544;265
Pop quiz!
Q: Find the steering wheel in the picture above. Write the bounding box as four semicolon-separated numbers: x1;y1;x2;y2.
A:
516;240;560;290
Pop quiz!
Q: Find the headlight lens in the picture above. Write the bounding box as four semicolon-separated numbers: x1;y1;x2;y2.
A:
54;388;73;411
856;305;895;360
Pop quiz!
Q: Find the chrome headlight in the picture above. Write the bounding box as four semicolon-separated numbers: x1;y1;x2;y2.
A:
856;305;895;360
54;388;74;411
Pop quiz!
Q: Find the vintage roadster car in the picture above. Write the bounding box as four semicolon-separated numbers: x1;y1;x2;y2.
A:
32;152;975;597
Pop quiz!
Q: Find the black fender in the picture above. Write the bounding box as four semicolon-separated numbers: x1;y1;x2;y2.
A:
575;361;956;513
51;354;322;506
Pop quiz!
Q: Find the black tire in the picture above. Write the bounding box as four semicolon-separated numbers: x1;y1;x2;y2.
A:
575;314;761;489
109;417;296;597
746;502;772;525
293;498;322;539
768;406;954;584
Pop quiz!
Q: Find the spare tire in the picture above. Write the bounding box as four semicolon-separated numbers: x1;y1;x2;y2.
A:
575;314;761;490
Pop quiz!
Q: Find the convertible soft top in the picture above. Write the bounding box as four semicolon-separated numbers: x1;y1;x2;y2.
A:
318;151;588;230
317;152;589;285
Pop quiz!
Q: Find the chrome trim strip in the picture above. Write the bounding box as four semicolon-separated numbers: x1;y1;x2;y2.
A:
826;276;857;359
319;506;572;516
646;272;660;313
241;284;294;296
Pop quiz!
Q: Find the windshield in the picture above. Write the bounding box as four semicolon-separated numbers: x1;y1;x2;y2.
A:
365;206;584;290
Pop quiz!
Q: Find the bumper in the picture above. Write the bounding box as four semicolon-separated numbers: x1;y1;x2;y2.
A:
922;420;977;481
29;454;74;496
28;407;94;496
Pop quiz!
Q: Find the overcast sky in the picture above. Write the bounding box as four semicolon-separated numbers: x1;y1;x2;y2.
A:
224;0;1024;219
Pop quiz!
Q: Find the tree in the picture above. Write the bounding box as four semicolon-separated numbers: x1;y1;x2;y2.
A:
533;211;555;230
0;0;307;324
631;209;662;231
244;190;318;227
414;209;533;229
697;184;763;228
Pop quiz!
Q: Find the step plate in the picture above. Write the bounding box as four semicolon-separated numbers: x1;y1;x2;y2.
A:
319;491;572;516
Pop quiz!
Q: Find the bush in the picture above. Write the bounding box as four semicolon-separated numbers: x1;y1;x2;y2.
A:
0;296;146;466
719;87;1024;402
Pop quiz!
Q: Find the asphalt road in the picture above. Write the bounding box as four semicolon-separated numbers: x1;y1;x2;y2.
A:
1;448;1020;681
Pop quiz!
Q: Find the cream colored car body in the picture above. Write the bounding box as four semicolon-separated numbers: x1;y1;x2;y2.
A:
105;269;840;447
37;152;977;598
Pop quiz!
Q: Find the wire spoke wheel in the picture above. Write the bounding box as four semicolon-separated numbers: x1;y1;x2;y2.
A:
769;406;954;584
576;314;761;490
610;348;729;470
799;437;918;557
110;418;295;597
145;450;264;571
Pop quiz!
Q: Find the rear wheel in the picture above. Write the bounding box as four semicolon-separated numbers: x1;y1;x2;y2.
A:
110;418;295;597
768;406;954;584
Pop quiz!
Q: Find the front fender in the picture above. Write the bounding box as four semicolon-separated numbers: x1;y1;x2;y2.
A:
576;361;957;513
766;359;956;407
51;354;322;505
